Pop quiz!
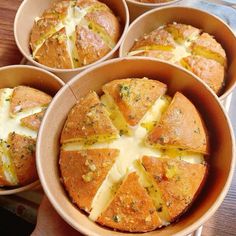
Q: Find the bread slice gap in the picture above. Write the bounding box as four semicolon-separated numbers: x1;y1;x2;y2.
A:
162;148;205;165
97;172;162;232
130;28;176;52
141;156;207;222
128;49;175;62
147;92;209;154
134;159;171;225
140;95;171;132
100;93;132;136
180;55;225;95
164;23;201;44
191;33;227;67
59;148;119;213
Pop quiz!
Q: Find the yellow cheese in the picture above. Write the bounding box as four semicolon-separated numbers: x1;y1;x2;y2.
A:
0;141;18;185
0;88;46;185
134;160;171;225
33;2;114;67
0;89;41;140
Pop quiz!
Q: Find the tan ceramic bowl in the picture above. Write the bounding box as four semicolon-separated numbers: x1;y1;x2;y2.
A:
126;0;181;21
0;65;64;195
37;57;235;236
119;6;236;101
14;0;129;82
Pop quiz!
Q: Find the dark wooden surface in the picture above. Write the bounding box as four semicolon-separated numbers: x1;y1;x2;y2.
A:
0;0;235;235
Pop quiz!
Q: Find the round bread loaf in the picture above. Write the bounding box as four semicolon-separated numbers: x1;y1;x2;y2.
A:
30;0;121;69
59;78;209;232
129;23;227;95
0;86;52;187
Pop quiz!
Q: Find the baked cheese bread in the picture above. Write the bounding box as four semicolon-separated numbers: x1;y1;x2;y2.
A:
0;86;52;187
30;0;121;69
129;23;227;95
59;78;209;232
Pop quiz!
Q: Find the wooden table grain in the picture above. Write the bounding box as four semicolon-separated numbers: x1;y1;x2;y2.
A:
0;0;235;235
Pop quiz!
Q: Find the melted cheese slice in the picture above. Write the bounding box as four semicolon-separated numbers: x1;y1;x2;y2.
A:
0;89;45;185
128;30;199;65
62;94;205;223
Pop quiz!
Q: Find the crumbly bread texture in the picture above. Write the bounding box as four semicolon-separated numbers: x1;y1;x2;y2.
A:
147;92;209;154
59;78;209;232
129;23;227;95
30;0;120;69
0;86;52;187
142;156;207;221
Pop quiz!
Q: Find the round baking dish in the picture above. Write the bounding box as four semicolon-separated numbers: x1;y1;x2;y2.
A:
14;0;129;82
125;0;181;21
119;6;236;101
37;57;235;236
0;65;64;195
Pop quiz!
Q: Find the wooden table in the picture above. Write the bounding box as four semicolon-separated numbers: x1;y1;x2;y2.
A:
0;0;235;235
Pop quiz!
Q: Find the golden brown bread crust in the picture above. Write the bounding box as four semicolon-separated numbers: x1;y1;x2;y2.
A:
30;0;70;51
30;0;121;69
165;23;201;43
102;78;167;126
147;92;209;154
60;149;119;212
142;156;207;221
75;25;111;66
8;133;37;186
60;91;118;144
59;78;210;232
85;7;120;44
97;172;162;232
130;50;174;61
34;27;73;69
181;55;225;95
131;28;175;52
191;33;227;67
129;23;227;95
20;110;46;131
10;86;52;115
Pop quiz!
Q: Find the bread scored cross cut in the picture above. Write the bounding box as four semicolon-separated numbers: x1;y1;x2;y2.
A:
0;86;52;187
30;0;121;69
129;23;227;95
59;78;209;232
